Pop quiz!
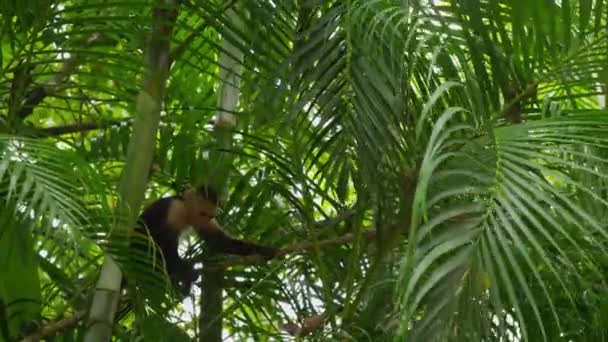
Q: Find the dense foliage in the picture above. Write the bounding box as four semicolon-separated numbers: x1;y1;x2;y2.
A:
1;0;607;341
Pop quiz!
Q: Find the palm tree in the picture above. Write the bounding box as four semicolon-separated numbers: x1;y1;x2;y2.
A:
0;0;607;341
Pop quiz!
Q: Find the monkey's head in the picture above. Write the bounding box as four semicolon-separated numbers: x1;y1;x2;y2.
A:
181;185;221;231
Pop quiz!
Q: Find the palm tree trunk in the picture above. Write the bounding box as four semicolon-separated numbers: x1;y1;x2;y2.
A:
199;7;244;342
83;1;178;341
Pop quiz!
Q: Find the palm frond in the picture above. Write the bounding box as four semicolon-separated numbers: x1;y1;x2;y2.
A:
396;108;608;341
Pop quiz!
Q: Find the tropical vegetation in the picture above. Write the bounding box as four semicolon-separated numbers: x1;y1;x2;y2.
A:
0;0;607;341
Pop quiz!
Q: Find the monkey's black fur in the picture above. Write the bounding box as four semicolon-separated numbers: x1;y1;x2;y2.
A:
131;185;279;295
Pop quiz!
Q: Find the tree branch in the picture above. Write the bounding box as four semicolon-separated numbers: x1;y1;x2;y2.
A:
282;230;377;255
35;119;129;136
16;33;102;120
201;230;377;270
19;311;86;342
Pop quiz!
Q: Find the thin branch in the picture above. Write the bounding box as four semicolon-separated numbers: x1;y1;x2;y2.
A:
17;34;102;120
202;230;377;270
35;119;129;136
20;311;86;342
283;230;377;255
499;80;539;123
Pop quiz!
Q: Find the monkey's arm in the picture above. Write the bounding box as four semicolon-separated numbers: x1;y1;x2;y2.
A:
197;220;280;258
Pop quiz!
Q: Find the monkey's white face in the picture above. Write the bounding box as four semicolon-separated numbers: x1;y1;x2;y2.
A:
183;190;218;231
165;189;221;235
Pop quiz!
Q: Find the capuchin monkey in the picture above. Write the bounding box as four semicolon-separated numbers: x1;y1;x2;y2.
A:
132;185;281;295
